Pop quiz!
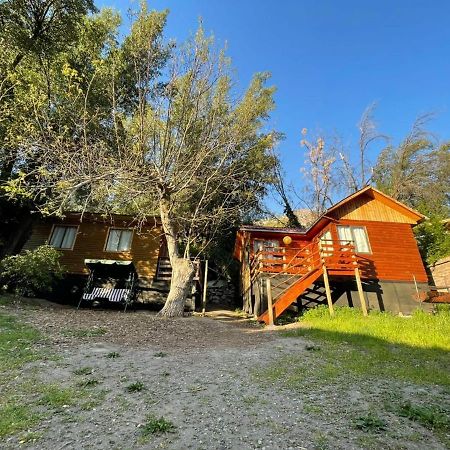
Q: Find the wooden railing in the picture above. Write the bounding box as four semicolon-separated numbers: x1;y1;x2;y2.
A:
250;240;358;279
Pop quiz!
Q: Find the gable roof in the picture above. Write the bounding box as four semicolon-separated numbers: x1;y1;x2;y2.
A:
325;186;425;224
237;186;424;237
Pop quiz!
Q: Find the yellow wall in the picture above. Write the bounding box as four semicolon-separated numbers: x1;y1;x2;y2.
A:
22;218;162;281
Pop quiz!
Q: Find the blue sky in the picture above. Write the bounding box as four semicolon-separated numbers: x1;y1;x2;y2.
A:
99;0;450;209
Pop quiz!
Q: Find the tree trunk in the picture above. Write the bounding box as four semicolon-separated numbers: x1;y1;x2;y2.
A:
158;256;195;317
158;198;195;317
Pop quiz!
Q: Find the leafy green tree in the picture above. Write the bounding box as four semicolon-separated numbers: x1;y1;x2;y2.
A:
3;7;278;316
373;116;450;264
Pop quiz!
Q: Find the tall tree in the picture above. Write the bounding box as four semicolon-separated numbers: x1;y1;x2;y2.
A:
3;9;278;317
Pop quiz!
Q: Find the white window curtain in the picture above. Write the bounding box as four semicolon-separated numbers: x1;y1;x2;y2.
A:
118;230;133;251
106;229;133;252
337;226;370;253
60;227;77;249
352;227;370;253
50;226;77;249
337;226;353;244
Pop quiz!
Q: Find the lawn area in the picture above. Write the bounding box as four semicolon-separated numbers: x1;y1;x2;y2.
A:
283;306;450;386
254;306;450;449
0;309;104;443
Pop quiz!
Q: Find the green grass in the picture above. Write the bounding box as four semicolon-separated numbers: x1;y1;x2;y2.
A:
354;413;387;432
0;404;40;438
0;313;43;371
106;351;120;359
39;385;78;408
126;381;145;393
397;401;449;431
254;306;450;448
276;306;450;387
0;310;108;440
141;415;175;436
62;327;107;338
73;367;93;376
76;378;101;388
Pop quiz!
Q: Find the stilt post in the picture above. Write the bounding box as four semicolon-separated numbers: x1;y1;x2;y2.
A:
354;266;368;316
201;260;209;316
322;264;334;316
266;278;274;326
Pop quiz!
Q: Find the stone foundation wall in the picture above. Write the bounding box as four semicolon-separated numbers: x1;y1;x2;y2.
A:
430;256;450;289
206;280;236;307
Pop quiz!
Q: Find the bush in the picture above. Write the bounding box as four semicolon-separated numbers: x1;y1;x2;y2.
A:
0;245;64;296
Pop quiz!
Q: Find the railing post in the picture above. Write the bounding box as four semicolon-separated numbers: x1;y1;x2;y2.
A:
322;264;334;316
266;278;274;326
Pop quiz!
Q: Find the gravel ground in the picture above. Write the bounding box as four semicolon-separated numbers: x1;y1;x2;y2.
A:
1;299;448;450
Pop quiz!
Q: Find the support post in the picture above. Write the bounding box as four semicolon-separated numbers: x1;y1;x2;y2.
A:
201;260;209;316
354;267;368;316
322;265;334;316
266;278;274;326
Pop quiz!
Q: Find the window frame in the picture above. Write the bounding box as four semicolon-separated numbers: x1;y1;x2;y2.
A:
336;225;372;254
104;227;134;253
252;239;280;254
48;224;79;251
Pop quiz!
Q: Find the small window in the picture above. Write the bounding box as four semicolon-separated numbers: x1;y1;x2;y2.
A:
49;226;77;250
106;228;133;252
253;239;279;253
337;225;371;253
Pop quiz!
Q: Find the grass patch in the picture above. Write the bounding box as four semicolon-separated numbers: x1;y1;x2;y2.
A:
397;401;449;431
0;404;40;438
18;431;44;444
73;367;93;376
40;385;78;408
76;378;101;388
277;306;450;387
0;313;43;372
154;351;167;358
141;415;175;436
106;351;120;359
126;381;145;393
354;413;387;432
62;327;107;338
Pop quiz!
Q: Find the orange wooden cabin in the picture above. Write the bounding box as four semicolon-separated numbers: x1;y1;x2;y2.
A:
234;187;433;323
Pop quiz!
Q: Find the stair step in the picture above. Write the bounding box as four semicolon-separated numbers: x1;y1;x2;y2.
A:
258;268;323;324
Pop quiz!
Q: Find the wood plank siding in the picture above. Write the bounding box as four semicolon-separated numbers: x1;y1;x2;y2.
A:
22;217;162;281
328;220;428;282
329;193;417;224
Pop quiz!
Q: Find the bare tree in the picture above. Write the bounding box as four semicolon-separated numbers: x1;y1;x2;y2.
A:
300;128;337;217
338;103;387;193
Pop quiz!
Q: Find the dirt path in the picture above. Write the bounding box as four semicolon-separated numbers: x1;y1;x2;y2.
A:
1;300;447;450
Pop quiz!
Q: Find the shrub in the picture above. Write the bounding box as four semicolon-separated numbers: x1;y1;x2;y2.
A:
0;245;64;296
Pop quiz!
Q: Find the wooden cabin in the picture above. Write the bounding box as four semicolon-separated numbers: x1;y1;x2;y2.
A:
21;212;174;302
234;187;433;323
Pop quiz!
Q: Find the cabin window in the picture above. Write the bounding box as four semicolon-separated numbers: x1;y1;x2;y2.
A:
106;228;133;252
49;226;77;250
253;239;279;253
337;226;371;253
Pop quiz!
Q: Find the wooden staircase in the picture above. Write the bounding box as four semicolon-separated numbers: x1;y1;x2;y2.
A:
252;240;359;324
258;267;323;324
